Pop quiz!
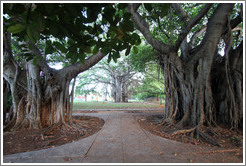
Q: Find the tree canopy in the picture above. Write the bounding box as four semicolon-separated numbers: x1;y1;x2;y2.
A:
4;3;141;64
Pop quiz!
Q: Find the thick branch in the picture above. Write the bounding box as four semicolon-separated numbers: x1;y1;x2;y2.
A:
190;26;207;46
201;4;234;51
3;33;17;84
187;4;234;66
3;33;27;91
172;3;191;25
174;4;212;51
61;51;105;79
128;4;172;54
27;41;54;74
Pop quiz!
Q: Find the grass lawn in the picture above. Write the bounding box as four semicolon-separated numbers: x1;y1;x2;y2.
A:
73;101;163;109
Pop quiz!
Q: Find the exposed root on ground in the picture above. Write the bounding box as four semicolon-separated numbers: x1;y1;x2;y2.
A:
170;125;222;147
171;127;197;136
197;129;221;147
157;119;222;147
40;121;87;141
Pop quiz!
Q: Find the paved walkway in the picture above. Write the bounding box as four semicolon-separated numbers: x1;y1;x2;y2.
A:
3;110;243;163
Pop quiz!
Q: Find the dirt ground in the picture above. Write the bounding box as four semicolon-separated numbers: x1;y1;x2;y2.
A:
3;116;104;155
138;114;243;161
3;113;243;162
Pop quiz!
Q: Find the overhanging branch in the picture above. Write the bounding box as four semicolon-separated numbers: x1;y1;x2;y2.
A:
128;3;172;54
172;3;191;25
174;4;212;51
60;51;105;79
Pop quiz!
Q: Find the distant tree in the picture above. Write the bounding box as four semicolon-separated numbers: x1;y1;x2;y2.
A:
75;73;98;101
129;44;165;100
88;57;138;102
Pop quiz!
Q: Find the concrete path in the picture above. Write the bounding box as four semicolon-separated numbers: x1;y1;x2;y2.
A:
3;110;243;163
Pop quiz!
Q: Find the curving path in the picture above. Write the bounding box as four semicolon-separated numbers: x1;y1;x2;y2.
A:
3;110;243;163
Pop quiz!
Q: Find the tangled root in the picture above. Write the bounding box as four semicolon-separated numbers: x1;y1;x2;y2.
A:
40;121;87;141
171;126;221;147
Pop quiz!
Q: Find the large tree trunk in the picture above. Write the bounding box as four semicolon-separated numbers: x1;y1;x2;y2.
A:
3;78;11;125
40;69;73;128
3;32;105;132
212;42;243;129
159;5;243;145
112;74;129;102
115;75;122;102
161;4;240;128
129;3;242;145
122;82;129;102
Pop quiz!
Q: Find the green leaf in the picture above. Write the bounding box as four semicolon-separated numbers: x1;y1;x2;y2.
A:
160;4;171;18
70;54;78;64
7;24;26;34
101;46;111;55
112;51;120;63
78;53;86;64
123;12;132;20
26;26;35;43
26;25;40;43
44;4;57;14
92;45;99;54
68;46;77;54
36;15;46;31
120;20;134;32
107;52;112;63
47;21;58;35
66;51;73;59
33;58;37;65
125;47;131;56
103;6;115;24
112;56;117;63
133;46;138;54
45;44;54;55
46;40;52;45
53;42;67;53
143;4;152;12
85;46;91;54
118;3;128;9
132;33;141;45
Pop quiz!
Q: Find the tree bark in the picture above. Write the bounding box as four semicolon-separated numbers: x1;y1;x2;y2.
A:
3;32;105;131
130;3;242;136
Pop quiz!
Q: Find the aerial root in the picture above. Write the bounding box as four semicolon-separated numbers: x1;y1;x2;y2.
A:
171;126;221;147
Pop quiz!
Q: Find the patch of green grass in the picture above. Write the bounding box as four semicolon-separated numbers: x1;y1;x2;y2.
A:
73;101;162;109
